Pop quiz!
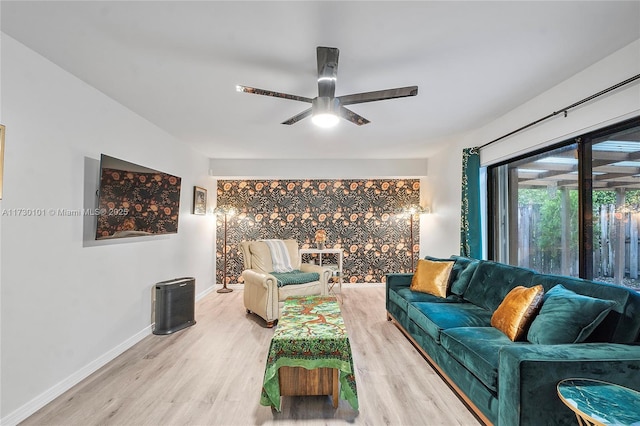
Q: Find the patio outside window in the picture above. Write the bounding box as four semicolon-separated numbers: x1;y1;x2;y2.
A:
488;118;640;291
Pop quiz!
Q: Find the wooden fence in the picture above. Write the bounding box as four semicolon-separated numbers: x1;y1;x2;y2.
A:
518;204;640;282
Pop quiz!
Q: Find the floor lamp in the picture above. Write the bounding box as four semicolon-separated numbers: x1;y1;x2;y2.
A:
403;204;426;272
215;206;237;293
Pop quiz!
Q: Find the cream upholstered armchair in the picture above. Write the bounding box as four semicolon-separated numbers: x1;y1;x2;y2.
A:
240;239;330;327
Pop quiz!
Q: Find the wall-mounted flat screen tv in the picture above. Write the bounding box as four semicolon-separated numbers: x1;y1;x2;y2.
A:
95;155;182;240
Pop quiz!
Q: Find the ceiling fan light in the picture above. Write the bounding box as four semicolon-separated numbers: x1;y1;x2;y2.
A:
312;96;340;128
312;113;339;128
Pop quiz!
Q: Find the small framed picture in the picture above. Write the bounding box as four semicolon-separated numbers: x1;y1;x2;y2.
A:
193;186;207;215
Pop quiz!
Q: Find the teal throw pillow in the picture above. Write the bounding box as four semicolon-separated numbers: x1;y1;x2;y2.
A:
527;284;616;344
449;259;479;296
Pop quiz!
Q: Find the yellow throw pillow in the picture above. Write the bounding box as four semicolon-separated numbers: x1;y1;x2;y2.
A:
410;259;455;298
491;285;544;341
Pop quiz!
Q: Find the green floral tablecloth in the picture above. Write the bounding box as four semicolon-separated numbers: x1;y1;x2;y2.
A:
260;296;359;411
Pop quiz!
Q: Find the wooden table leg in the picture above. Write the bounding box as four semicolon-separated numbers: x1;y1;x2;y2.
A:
332;368;339;408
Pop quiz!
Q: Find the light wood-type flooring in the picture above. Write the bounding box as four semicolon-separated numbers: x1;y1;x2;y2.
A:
22;285;481;426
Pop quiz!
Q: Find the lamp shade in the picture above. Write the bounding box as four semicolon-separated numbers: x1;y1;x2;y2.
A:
403;204;426;215
214;206;237;216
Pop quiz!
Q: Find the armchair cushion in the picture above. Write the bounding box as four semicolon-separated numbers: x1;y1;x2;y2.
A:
242;240;301;274
270;270;320;287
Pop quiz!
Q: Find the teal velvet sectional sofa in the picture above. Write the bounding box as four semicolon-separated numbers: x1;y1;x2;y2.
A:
386;256;640;425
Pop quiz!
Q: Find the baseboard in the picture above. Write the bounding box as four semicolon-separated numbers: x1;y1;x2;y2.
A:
0;325;152;426
342;282;385;288
217;282;385;291
196;282;216;301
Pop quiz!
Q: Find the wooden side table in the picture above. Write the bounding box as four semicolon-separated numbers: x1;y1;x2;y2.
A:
557;378;640;426
299;248;344;293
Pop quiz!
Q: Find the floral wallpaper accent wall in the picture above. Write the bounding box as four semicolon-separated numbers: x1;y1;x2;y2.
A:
216;179;420;284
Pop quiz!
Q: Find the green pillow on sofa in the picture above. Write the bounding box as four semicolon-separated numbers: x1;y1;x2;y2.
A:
527;284;617;344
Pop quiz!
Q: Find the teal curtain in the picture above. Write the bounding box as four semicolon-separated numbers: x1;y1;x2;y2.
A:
461;147;482;258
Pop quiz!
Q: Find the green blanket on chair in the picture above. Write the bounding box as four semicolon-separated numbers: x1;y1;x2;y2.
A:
270;270;319;287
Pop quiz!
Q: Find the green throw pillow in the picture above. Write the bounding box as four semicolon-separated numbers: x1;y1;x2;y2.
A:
527;284;617;344
450;259;479;296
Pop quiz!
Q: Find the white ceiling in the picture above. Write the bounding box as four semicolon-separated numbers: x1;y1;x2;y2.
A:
2;1;639;160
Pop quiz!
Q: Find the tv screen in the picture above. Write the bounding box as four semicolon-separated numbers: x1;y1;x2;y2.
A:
95;155;182;240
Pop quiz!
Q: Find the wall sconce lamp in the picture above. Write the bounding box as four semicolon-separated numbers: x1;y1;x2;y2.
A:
403;204;429;272
214;206;237;294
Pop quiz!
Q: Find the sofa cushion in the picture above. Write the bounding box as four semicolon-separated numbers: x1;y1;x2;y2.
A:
527;284;617;344
440;327;516;393
410;259;455;297
389;287;463;312
408;302;492;343
463;261;537;312
491;285;544;341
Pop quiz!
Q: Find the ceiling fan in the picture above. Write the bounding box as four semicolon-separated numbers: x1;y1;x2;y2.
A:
236;46;418;127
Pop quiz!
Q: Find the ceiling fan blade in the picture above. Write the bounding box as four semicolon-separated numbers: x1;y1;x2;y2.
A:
281;108;312;125
236;85;312;103
338;86;418;106
339;106;370;126
317;47;339;98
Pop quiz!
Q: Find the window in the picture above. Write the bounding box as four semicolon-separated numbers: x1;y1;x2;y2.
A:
488;117;640;291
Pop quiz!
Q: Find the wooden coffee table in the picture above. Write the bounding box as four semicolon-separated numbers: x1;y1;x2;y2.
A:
260;296;358;412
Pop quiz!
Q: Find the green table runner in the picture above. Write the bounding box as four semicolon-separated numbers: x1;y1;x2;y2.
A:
260;296;359;411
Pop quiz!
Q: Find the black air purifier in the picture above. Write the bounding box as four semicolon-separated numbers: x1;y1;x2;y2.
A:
153;277;196;335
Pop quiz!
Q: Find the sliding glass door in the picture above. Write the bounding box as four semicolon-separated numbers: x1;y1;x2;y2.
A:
490;143;579;275
590;125;640;287
488;117;640;290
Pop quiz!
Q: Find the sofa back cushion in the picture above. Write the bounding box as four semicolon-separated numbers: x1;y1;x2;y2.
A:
534;273;640;343
463;261;537;312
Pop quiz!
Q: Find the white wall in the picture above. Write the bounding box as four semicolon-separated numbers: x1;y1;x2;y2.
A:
210;158;429;179
421;39;640;259
0;35;216;424
418;136;466;258
479;40;640;166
